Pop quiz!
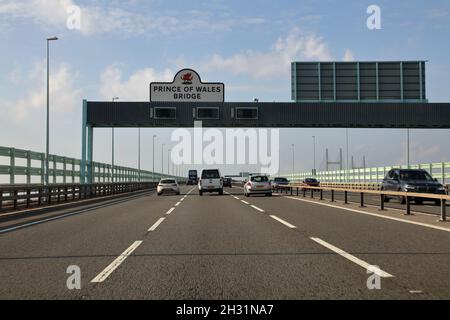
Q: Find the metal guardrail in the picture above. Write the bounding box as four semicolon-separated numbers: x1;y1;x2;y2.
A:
0;146;179;185
280;161;450;185
0;182;157;213
274;184;449;222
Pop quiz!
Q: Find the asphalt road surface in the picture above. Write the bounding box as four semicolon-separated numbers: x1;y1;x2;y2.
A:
1;185;450;299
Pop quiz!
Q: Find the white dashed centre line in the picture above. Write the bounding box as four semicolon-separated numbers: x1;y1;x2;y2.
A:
166;207;175;215
91;240;143;283
310;237;394;278
175;202;181;206
270;215;296;228
241;200;250;205
148;217;165;232
250;205;265;213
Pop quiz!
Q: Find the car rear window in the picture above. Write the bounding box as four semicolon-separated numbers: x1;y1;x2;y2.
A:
274;178;288;182
161;179;176;184
202;170;220;179
251;176;269;182
305;178;318;182
399;171;433;181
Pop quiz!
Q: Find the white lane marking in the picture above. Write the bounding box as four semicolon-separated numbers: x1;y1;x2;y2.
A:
148;217;165;232
175;202;181;206
241;200;250;205
91;240;143;283
166;207;175;215
409;290;424;294
270;215;296;229
285;196;450;233
310;237;393;278
233;196;240;200
250;205;265;213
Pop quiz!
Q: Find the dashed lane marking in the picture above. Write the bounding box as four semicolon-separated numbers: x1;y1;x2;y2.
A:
91;240;143;283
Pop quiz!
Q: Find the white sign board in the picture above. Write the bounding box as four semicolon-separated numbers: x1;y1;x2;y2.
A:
150;69;224;102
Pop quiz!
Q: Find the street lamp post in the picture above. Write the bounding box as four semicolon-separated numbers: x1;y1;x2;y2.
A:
312;136;316;176
168;148;171;176
111;97;119;182
45;36;58;186
407;128;410;168
161;144;165;176
152;135;157;182
291;144;295;182
346;128;349;182
138;128;141;182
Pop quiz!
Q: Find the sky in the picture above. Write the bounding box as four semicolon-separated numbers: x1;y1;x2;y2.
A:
0;0;450;179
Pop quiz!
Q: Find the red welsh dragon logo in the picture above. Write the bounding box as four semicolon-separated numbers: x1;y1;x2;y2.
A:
181;72;193;85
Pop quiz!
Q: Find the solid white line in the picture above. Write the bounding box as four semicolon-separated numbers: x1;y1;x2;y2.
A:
241;200;249;205
91;240;143;283
250;205;265;213
175;202;181;206
310;237;394;278
270;215;296;229
233;196;240;200
166;207;175;215
285;196;450;233
148;217;165;232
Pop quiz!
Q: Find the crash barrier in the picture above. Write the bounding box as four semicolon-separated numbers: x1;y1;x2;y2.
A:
0;182;157;213
274;184;449;222
0;146;180;185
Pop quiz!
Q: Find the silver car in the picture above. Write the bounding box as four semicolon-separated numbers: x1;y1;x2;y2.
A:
244;175;272;197
157;178;180;196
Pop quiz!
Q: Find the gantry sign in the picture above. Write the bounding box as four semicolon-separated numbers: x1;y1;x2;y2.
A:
81;66;450;183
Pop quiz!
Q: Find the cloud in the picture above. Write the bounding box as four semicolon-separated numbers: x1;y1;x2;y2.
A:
343;49;355;62
99;64;174;101
0;0;266;36
5;60;82;123
201;28;333;78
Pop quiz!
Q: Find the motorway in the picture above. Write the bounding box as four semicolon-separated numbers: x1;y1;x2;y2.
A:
1;185;450;299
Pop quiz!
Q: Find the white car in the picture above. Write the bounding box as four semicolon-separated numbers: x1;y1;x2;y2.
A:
244;175;272;197
198;169;223;196
157;178;180;196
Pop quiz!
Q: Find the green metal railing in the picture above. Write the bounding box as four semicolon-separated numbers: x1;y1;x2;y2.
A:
0;146;179;185
280;162;450;184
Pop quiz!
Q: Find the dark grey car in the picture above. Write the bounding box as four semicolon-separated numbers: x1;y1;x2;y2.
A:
381;169;446;205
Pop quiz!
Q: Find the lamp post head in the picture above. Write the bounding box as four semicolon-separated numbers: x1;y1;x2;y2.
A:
47;36;58;41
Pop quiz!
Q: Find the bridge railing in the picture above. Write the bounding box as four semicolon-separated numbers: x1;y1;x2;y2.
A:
0;182;157;213
279;162;450;185
0;146;178;185
274;184;449;221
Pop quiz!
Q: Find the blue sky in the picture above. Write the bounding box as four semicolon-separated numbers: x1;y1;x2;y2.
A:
1;0;450;179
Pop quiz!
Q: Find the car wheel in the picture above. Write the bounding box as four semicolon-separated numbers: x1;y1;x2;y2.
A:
400;196;406;205
383;195;390;202
176;192;180;195
435;199;441;206
199;190;203;196
157;192;162;196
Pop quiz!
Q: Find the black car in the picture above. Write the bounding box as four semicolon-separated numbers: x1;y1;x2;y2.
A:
223;177;232;187
381;169;446;205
